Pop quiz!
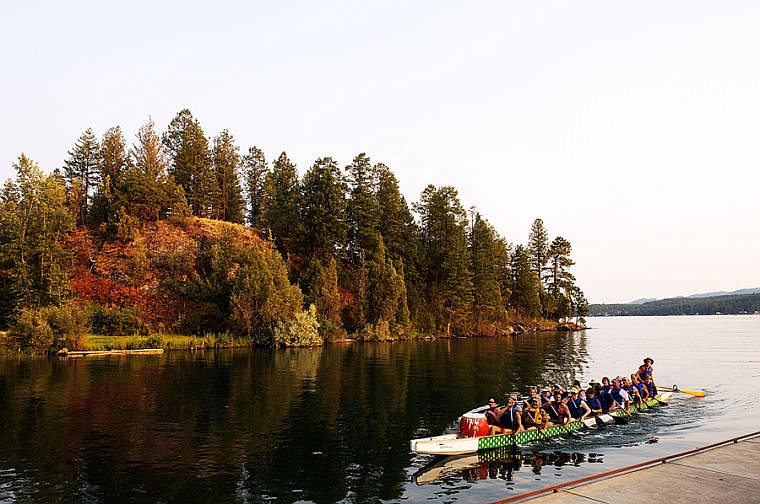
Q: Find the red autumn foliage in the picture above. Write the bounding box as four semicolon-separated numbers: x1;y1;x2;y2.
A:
70;270;142;307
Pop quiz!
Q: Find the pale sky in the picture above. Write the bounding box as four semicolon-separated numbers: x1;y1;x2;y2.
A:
2;1;759;304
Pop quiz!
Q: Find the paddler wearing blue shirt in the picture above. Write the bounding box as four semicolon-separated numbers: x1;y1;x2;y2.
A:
636;357;655;385
585;387;603;416
564;388;591;420
608;378;631;412
488;393;524;435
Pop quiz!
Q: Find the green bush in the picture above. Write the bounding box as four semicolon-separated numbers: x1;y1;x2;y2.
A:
45;303;90;350
10;308;54;352
10;303;91;353
90;305;145;336
273;305;322;347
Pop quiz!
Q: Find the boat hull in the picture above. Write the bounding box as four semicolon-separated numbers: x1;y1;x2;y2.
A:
411;392;673;456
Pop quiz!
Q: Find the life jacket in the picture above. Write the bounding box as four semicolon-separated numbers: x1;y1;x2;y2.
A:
587;396;603;412
638;364;653;380
610;387;627;406
524;406;545;426
499;406;520;430
566;398;586;418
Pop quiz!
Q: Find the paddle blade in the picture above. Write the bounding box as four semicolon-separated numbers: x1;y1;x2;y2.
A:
611;414;628;425
678;388;705;397
594;416;605;429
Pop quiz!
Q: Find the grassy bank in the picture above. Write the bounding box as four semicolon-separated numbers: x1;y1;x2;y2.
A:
84;332;252;351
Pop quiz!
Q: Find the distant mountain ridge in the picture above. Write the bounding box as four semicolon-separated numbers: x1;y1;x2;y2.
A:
628;287;760;304
589;288;760;317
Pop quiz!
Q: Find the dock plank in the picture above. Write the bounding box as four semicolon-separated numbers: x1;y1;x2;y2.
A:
512;435;760;504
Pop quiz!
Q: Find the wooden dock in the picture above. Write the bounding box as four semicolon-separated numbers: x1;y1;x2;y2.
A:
56;348;164;358
493;432;760;503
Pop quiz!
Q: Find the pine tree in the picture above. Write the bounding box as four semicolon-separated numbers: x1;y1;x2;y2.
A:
263;152;300;252
492;235;512;318
163;109;217;217
242;146;269;230
298;157;347;259
547;236;576;297
469;212;501;327
345;153;379;262
63;128;101;224
414;185;472;332
212;130;245;223
528;218;549;286
302;256;343;331
119;119;188;224
91;126;130;225
547;236;576;319
510;244;542;318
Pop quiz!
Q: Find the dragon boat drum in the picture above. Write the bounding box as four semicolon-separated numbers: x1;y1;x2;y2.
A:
459;412;489;438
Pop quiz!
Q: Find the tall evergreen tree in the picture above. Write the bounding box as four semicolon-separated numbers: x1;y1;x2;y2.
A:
345;153;379;262
163;109;217;217
528;218;550;285
547;236;576;319
375;164;406;259
298;157;347;259
366;236;408;326
440;223;473;334
510;244;542;318
211;130;245;223
375;164;422;321
547;236;575;297
414;185;472;332
118;119;188;223
63;128;101;224
263;152;300;252
469;212;501;327
91;126;130;225
492;235;512;316
242;146;269;230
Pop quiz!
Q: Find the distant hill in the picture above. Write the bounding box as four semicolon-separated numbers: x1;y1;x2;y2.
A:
591;291;760;317
685;287;760;299
628;297;657;305
624;287;760;305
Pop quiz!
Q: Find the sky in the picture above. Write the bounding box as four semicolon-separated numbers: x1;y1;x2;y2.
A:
1;1;759;304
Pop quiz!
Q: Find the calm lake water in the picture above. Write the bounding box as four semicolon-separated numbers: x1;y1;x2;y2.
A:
1;315;758;503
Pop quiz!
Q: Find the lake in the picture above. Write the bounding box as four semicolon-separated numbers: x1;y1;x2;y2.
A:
1;315;758;503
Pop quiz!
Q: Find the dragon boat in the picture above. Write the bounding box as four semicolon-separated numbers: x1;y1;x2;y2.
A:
410;391;673;456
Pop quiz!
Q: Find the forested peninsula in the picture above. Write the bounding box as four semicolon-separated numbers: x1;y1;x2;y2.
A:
0;109;588;354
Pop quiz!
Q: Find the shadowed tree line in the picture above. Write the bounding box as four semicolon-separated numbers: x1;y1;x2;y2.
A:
0;109;587;352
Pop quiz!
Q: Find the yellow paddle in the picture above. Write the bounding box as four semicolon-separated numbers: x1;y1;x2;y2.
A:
659;385;705;397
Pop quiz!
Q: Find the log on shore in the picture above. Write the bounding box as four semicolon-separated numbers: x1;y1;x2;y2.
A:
56;348;164;358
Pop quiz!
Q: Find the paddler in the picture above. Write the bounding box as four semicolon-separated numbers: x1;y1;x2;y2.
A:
522;397;549;432
609;378;631;412
484;397;500;425
543;393;571;427
585;387;603;416
637;357;655;384
488;393;524;435
643;375;657;400
565;387;591;420
522;387;540;411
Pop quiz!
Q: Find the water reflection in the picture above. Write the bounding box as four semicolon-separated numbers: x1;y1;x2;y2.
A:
413;447;602;485
0;331;593;502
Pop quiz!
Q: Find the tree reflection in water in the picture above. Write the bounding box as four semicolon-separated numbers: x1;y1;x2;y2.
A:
0;330;591;502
